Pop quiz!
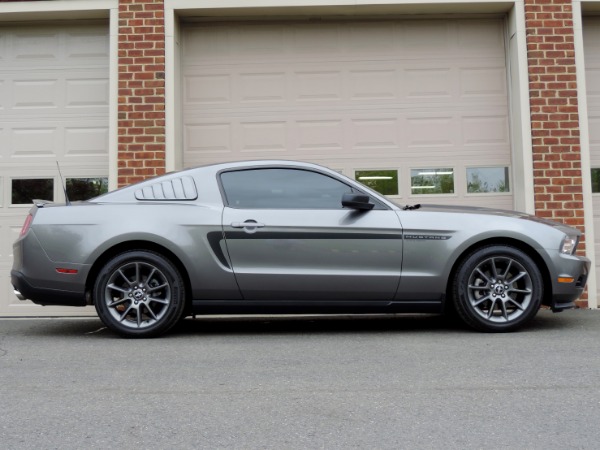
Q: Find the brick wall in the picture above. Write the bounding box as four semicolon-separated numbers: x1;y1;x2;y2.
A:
118;0;166;187
524;0;587;306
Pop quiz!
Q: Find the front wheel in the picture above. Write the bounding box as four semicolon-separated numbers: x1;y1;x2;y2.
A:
94;250;186;338
452;245;543;332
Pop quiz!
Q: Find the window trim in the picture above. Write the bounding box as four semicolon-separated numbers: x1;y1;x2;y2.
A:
217;165;389;210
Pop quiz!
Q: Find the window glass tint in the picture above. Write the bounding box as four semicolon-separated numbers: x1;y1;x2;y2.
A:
221;168;353;209
410;168;454;195
467;167;510;193
12;179;54;205
66;177;108;201
355;170;399;195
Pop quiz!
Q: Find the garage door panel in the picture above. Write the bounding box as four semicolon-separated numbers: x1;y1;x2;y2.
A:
185;63;506;110
0;23;108;317
64;126;109;157
182;18;511;212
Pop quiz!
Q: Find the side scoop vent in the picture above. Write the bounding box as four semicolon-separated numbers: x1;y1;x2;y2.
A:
135;176;198;201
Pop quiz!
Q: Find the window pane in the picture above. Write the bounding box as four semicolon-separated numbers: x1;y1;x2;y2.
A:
410;168;454;195
221;168;353;209
355;170;398;195
467;167;510;193
66;178;108;201
592;169;600;193
12;179;54;204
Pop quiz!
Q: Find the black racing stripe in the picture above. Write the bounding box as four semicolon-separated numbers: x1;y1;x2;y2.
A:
223;231;403;240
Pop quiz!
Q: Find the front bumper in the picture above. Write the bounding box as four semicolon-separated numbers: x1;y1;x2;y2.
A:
549;254;590;311
11;270;87;307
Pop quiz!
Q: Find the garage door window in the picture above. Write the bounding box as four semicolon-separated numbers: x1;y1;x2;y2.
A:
11;179;54;205
66;178;108;201
221;168;354;209
591;169;600;193
411;168;454;195
466;167;510;193
355;170;399;196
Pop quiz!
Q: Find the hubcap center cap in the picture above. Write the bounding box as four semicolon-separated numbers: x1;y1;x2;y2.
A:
133;289;145;301
494;285;505;295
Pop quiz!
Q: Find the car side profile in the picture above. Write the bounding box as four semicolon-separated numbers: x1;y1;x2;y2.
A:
12;160;590;337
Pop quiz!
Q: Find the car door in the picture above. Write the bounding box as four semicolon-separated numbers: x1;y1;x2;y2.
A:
220;167;403;301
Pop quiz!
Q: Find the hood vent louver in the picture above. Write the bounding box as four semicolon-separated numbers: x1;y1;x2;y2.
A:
135;176;198;201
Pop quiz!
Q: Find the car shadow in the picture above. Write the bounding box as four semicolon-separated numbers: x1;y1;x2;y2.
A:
6;309;573;339
169;313;470;337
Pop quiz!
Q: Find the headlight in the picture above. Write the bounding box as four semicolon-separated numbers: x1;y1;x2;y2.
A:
560;234;579;255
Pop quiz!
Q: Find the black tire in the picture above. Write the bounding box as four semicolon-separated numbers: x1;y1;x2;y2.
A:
452;245;543;332
94;250;186;338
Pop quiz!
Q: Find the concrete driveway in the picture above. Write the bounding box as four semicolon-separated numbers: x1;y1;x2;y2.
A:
1;309;600;449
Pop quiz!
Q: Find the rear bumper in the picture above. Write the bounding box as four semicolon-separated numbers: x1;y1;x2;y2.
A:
11;270;87;307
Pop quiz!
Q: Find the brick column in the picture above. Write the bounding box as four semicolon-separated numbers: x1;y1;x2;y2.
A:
524;0;587;306
118;0;166;187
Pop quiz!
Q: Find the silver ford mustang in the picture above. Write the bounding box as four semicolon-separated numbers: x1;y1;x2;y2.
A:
12;160;590;337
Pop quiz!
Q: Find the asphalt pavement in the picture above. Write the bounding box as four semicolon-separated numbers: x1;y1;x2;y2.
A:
1;309;600;449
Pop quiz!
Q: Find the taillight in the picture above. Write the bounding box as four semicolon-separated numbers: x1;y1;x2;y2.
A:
20;214;33;237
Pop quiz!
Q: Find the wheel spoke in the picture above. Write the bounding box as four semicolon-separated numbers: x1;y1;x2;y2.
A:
147;267;156;280
144;304;158;321
499;300;509;321
148;283;168;292
506;298;525;311
474;268;491;284
487;298;497;318
118;304;134;322
502;259;513;279
490;258;500;280
118;269;133;287
148;296;168;305
473;294;492;307
508;288;531;295
107;283;129;294
108;297;129;307
506;271;527;285
134;263;142;285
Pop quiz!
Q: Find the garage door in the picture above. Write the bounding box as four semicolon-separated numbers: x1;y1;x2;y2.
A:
182;18;512;208
0;23;109;316
584;17;600;302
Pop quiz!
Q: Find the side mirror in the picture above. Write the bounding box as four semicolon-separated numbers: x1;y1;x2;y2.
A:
342;193;375;211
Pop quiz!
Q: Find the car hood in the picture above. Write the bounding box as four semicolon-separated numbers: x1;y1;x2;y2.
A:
400;203;580;234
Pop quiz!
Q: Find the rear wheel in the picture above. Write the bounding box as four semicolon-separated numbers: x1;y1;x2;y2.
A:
453;245;543;332
94;250;186;338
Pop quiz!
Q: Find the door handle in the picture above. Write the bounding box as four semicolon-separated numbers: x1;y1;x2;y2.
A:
230;220;265;234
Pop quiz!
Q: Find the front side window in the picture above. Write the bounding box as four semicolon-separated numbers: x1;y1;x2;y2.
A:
220;168;354;209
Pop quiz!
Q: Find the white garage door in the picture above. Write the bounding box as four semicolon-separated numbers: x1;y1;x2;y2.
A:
182;18;512;208
0;23;109;316
584;17;600;302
